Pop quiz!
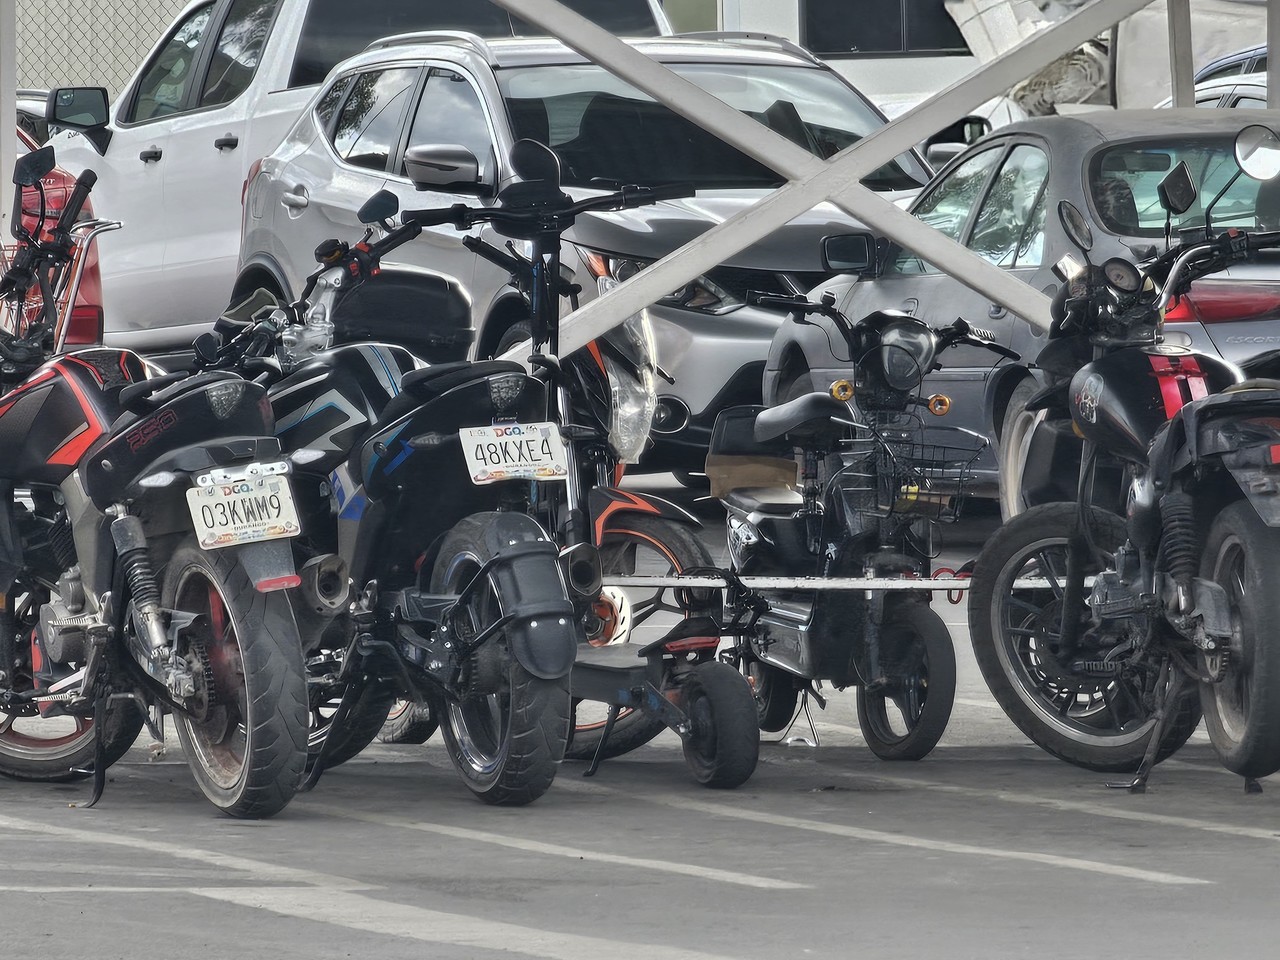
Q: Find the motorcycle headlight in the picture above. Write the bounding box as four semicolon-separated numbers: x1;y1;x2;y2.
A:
581;249;742;313
604;353;657;464
877;321;937;392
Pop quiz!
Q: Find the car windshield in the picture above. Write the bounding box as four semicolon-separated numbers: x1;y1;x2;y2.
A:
496;62;929;191
1089;136;1269;237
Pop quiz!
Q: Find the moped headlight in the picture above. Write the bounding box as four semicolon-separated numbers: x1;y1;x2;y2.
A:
877;321;937;392
604;353;657;464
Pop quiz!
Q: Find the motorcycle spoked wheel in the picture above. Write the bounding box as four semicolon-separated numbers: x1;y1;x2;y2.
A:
379;699;438;744
164;539;308;818
969;503;1200;772
567;515;715;763
0;588;143;781
432;515;571;806
1199;501;1280;778
855;601;956;761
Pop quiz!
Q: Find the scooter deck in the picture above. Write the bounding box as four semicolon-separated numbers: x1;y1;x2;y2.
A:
571;643;649;705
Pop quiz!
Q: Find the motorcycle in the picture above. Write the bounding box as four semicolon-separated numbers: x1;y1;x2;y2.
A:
968;123;1280;789
707;269;1018;759
0;146;308;817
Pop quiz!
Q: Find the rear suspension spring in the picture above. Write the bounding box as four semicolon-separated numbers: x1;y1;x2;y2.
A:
1160;492;1198;586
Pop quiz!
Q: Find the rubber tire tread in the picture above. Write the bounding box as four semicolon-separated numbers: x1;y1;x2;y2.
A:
681;661;759;788
566;515;714;762
379;700;438;744
432;513;571;806
1200;500;1280;778
969;503;1199;772
165;540;308;818
855;601;956;761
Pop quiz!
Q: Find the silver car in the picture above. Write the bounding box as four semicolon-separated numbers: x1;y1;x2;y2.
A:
237;33;932;475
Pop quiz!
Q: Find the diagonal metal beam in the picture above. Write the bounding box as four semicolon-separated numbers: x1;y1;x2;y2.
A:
490;0;1157;356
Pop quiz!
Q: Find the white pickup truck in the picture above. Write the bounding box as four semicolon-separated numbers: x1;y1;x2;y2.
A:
49;0;671;358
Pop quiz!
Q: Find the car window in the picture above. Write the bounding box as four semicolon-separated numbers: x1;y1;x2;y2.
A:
126;3;215;123
1198;62;1247;84
331;68;419;172
1195;95;1225;107
1234;96;1269;109
968;144;1049;268
1090;136;1264;236
199;0;279;107
497;62;929;190
314;76;350;134
888;146;1002;275
288;0;661;88
403;69;493;179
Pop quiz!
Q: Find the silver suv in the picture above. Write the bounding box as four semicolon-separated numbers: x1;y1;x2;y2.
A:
238;33;931;474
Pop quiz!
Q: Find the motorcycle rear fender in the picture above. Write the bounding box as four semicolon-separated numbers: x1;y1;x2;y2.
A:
590;487;699;546
231;538;299;593
479;513;578;680
87;436;286;508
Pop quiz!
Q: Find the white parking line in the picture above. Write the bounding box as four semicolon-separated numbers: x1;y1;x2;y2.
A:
634;794;1208;885
194;886;743;960
307;803;808;890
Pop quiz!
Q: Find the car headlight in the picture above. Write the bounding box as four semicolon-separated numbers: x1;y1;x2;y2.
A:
580;249;742;313
877;320;937;392
604;353;657;464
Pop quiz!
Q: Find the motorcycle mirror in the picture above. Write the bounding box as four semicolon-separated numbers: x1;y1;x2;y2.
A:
510;139;562;187
13;145;55;186
1156;160;1197;215
1235;124;1280;181
1058;200;1093;255
193;332;221;366
358;189;399;224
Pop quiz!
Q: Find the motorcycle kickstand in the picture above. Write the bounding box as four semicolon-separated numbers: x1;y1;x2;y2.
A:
583;705;620;778
1105;664;1183;794
299;677;364;793
71;690;110;808
1245;777;1264;794
765;685;826;747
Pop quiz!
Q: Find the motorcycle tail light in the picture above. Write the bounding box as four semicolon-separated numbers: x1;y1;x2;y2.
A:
1271;444;1280;465
65;305;103;345
206;380;247;420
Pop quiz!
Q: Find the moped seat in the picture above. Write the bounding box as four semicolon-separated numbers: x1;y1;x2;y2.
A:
723;485;802;515
753;392;847;444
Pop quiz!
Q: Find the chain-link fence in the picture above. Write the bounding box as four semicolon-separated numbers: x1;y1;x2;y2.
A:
16;0;188;98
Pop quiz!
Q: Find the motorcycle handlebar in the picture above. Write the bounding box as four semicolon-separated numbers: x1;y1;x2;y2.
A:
55;170;97;234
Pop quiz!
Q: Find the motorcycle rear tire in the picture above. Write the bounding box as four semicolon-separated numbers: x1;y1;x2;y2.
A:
432;514;571;806
856;601;956;761
1200;500;1280;778
969;503;1199;772
165;539;308;818
379;699;438;744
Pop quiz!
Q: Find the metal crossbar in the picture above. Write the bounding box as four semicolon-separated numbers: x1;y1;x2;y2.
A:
601;575;1091;592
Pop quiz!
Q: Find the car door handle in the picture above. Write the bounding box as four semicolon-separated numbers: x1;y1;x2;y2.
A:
281;188;309;210
988;303;1008;320
900;298;919;315
139;147;163;163
214;134;239;151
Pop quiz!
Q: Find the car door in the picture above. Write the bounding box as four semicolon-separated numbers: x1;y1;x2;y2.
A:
161;0;282;341
840;141;1050;450
267;64;421;296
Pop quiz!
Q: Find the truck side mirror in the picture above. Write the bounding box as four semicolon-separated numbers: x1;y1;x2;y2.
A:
47;87;112;154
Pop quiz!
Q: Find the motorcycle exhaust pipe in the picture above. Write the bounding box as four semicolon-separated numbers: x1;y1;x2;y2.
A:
559;542;603;603
299;554;352;615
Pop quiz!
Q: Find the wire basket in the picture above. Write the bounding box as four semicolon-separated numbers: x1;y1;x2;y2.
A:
0;242;49;338
833;414;988;521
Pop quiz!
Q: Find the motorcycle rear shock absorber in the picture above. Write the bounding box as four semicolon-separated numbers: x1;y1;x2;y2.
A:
1160;491;1198;613
110;515;168;653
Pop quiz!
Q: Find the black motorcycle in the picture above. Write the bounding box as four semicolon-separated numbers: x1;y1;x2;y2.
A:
969;123;1280;789
707;256;1018;760
0;146;308;817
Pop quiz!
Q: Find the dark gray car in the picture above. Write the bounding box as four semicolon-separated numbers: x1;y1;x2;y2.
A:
765;110;1280;514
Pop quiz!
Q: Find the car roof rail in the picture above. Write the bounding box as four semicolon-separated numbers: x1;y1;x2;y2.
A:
365;30;496;64
673;31;822;67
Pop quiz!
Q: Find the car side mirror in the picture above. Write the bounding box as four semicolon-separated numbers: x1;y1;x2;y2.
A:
822;232;879;277
46;87;112;154
925;142;966;169
404;144;493;196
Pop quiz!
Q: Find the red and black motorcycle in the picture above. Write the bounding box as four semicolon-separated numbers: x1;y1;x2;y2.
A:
970;124;1280;789
0;146;308;817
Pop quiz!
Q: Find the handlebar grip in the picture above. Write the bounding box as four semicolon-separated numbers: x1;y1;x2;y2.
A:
403;205;467;228
650;182;695;202
369;221;422;259
56;169;97;233
984;342;1021;361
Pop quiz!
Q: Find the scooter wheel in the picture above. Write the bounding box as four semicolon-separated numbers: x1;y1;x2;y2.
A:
681;661;759;788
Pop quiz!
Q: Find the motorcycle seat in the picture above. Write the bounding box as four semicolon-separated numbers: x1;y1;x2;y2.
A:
723;485;803;515
380;359;526;424
753;392;848;444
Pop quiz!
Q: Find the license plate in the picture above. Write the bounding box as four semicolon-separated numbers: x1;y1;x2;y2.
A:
460;422;569;485
186;462;301;550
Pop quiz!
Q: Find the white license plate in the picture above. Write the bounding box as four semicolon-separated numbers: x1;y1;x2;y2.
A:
460;422;569;485
186;465;301;550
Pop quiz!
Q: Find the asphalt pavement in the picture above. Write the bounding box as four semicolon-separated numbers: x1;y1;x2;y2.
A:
3;480;1278;959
